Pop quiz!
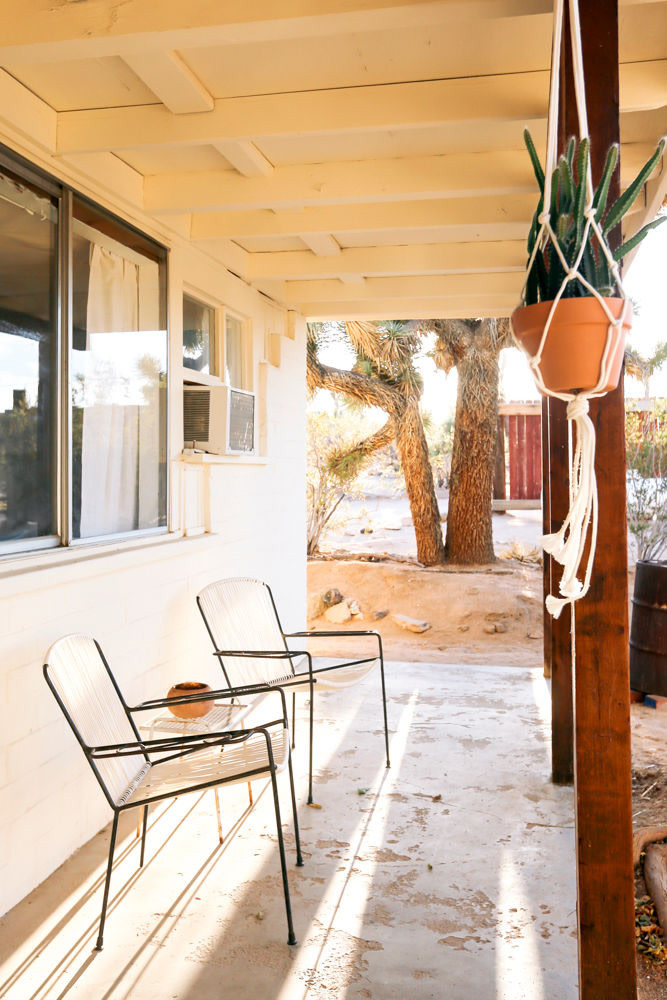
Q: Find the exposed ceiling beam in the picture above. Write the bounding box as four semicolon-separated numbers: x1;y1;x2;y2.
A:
247;239;525;279
145;144;654;214
299;233;340;256
272;271;522;304
144;150;534;213
54;62;664;155
122;51;214;113
189;194;537;240
212;140;274;176
0;1;553;64
300;295;519;320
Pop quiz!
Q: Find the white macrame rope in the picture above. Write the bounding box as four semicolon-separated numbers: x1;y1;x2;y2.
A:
511;0;631;619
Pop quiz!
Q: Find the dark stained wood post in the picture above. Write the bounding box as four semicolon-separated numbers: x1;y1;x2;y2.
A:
545;394;574;776
554;1;637;996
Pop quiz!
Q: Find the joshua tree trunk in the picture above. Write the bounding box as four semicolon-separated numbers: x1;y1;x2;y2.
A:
446;340;500;563
430;318;510;565
307;344;445;565
396;399;445;565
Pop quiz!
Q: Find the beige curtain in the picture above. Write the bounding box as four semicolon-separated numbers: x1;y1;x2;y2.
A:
80;243;160;538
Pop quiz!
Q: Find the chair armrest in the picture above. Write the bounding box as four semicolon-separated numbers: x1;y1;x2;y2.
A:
284;630;384;659
129;679;290;713
89;725;275;759
211;649;310;659
285;630;380;638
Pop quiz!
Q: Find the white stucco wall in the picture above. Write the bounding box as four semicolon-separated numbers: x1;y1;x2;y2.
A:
0;138;307;916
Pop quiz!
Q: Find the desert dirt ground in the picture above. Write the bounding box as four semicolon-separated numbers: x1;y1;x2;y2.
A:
307;557;543;668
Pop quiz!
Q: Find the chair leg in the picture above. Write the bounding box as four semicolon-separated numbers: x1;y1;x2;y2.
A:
380;654;390;768
139;805;149;867
96;812;119;951
307;683;315;805
291;691;296;750
268;763;297;945
213;788;223;844
247;782;253;806
287;747;304;867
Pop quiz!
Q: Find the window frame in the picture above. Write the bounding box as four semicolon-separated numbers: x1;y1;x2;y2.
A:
181;295;252;393
0;145;170;559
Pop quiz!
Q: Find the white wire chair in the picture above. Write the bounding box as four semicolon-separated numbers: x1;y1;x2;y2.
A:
197;578;390;804
43;634;303;949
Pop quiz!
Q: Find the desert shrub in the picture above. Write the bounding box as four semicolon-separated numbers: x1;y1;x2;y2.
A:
626;401;667;562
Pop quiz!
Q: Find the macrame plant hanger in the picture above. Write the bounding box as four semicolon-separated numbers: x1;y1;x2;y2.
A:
512;0;632;619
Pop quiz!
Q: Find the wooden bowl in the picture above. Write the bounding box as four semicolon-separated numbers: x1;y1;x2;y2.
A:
167;681;214;719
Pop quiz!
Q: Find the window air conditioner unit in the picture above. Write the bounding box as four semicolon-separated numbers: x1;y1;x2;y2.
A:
183;385;255;455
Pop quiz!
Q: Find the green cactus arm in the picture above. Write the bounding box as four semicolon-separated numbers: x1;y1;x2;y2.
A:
612;215;667;262
592;144;619;222
526;199;544;256
574;138;590;249
566;136;576;174
523;129;545;192
603;139;665;235
559;156;574;209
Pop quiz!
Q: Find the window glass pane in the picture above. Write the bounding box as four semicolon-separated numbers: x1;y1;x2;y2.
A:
71;202;167;539
225;314;245;388
0;169;58;543
183;295;214;374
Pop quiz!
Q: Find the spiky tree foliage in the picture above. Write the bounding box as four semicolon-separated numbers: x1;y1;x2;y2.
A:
429;317;511;564
625;341;667;399
307;320;445;566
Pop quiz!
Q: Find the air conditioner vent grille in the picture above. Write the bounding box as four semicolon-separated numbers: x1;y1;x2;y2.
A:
184;390;210;442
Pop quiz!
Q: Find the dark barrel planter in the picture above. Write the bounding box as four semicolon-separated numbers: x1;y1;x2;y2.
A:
630;560;667;696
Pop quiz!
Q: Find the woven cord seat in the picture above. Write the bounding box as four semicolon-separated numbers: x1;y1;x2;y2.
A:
197;578;390;804
44;634;302;950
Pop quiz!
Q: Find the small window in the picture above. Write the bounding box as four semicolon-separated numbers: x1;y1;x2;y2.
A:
183;295;215;375
225;313;246;389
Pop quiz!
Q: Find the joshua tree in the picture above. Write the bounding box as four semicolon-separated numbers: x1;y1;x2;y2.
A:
307;320;445;565
624;341;667;399
429;318;511;564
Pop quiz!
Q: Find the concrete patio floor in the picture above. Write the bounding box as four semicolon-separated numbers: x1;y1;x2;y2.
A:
0;662;577;1000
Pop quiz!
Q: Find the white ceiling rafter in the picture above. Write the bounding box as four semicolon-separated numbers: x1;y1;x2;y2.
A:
122;51;214;114
212;140;274;176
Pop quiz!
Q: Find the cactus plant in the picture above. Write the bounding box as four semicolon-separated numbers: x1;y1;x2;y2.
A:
521;130;666;307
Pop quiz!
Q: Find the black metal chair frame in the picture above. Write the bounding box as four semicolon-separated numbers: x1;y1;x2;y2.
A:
44;639;303;950
197;579;390;804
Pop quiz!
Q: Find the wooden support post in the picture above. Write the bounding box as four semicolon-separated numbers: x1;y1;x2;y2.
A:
554;1;636;996
544;395;574;778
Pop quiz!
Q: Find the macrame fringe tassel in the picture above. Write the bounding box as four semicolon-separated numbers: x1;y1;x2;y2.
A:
541;396;598;618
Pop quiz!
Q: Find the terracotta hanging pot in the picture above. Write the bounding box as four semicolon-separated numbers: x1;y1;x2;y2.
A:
167;681;214;719
511;296;631;394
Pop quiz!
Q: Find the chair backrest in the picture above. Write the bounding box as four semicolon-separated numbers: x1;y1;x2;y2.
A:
197;578;294;688
44;635;147;808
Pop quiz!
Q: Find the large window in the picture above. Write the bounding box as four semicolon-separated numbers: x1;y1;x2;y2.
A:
0;150;168;555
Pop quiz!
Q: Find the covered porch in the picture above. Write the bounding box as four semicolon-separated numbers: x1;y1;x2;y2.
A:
0;661;577;1000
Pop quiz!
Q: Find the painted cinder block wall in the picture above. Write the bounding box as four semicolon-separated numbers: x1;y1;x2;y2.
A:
0;136;307;916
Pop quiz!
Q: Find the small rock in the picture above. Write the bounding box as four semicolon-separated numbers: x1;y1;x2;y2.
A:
307;593;326;620
483;624;497;635
494;622;508;634
360;527;374;534
324;601;352;624
391;613;431;633
374;609;389;620
323;588;343;608
457;624;470;633
517;590;539;605
527;632;542;640
348;599;361;615
485;611;509;622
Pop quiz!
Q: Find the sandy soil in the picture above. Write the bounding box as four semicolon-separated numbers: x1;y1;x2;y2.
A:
307;556;543;668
